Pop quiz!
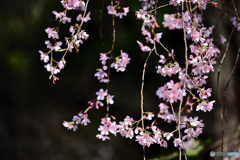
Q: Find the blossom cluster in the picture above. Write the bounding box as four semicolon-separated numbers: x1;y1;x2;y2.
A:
156;56;181;77
107;1;129;19
39;0;90;84
95;115;170;148
94;50;130;83
156;80;186;104
94;112;205;149
63;112;90;131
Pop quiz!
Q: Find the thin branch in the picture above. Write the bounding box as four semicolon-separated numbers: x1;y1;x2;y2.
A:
100;0;105;45
156;41;176;61
178;2;189;160
223;47;240;123
106;0;116;117
232;0;239;21
140;48;154;160
147;4;169;13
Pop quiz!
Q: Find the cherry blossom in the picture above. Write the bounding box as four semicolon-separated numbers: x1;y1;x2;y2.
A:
58;59;66;70
94;69;108;83
196;100;215;112
137;40;151;52
61;0;86;10
39;50;49;63
220;35;226;44
136;134;154;147
77;12;91;22
169;0;184;6
116;7;129;19
106;94;114;105
96;89;107;101
45;27;59;39
173;138;183;148
99;53;109;65
164;132;173;140
111;50;130;72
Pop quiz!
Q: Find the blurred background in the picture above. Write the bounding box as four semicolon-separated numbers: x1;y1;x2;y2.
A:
0;0;240;160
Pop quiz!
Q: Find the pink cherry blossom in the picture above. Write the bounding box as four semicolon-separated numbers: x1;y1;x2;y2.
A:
44;63;60;75
136;134;154;147
98;124;109;135
96;89;107;100
135;9;147;19
94;69;108;83
116;7;129;19
99;53;109;65
164;132;173;140
145;112;154;120
107;5;116;15
111;50;130;72
76;12;91;22
52;11;64;20
196;100;215;112
219;35;226;44
45;27;59;39
159;103;169;114
106;94;114;104
173;138;183;148
95;100;104;109
154;32;163;42
61;0;85;10
81;114;90;126
39;50;49;63
188;116;200;127
96;134;110;141
58;59;66;70
137;40;151;52
169;0;184;6
108;122;118;136
160;139;168;148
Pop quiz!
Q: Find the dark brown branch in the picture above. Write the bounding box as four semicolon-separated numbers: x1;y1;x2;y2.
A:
223;47;240;123
216;13;236;158
100;0;105;45
106;0;116;117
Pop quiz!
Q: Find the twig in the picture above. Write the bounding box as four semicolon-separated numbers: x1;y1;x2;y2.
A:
178;2;189;160
100;0;105;45
106;0;116;117
156;41;176;61
147;4;169;13
232;0;239;21
140;48;154;160
223;47;240;123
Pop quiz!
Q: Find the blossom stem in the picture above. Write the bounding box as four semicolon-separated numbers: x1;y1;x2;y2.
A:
99;0;105;45
140;48;153;160
178;2;189;160
105;0;116;118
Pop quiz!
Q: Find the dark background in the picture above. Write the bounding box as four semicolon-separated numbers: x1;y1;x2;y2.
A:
0;0;240;160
